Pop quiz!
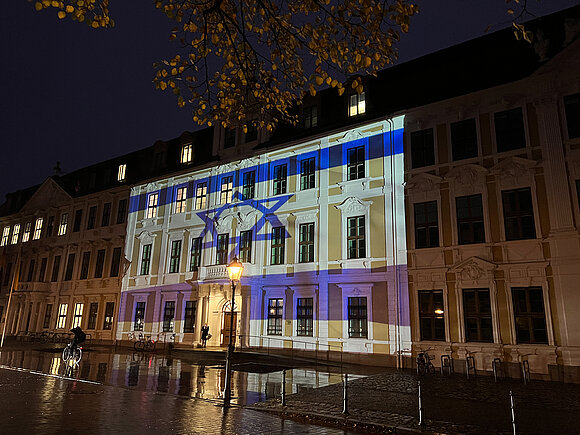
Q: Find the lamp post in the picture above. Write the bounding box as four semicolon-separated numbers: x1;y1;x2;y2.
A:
224;257;243;406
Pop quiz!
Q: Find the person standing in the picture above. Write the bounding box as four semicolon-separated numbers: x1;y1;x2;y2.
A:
201;323;210;347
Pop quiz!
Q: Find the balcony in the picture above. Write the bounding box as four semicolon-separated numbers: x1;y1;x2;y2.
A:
199;265;228;281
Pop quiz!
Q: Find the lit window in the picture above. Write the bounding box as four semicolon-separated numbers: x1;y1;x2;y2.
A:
195;183;208;210
117;164;127;182
57;303;68;329
1;227;10;246
57;213;68;236
220;176;233;204
103;302;114;330
72;303;84;328
22;222;32;243
33;218;43;240
267;298;283;335
11;224;20;244
181;144;193;163
349;91;365;117
134;302;145;331
146;193;158;219
175;187;187;213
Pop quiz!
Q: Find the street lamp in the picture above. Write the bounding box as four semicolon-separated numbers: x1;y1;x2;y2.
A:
224;257;243;406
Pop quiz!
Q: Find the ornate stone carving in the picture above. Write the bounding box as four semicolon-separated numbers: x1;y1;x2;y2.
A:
405;173;442;194
451;256;496;282
445;164;487;193
145;182;160;193
490;157;537;187
214;214;234;233
236;211;256;231
136;230;157;245
335;197;373;215
339;129;365;143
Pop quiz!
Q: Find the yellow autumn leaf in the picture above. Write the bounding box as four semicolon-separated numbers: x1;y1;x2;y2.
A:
315;76;323;86
65;5;74;13
58;11;66;19
35;2;43;11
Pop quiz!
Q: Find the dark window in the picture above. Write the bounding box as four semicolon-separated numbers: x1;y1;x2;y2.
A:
347;216;365;259
3;263;12;286
51;256;61;282
456;194;485;244
110;247;122;277
303;105;318;128
183;301;197;333
116;199;127;224
64;253;75;281
94;249;106;278
47;216;55;237
414;201;439;248
87;302;98;330
245;124;258;142
27;259;36;282
140;244;152;275
463;289;493;342
273;164;287;195
239;230;252;263
19;261;25;283
419;290;446;341
38;258;47;282
451;118;478;160
347;146;365;181
242;171;256;200
267;298;283;335
87;206;97;230
43;304;53;329
271;226;285;265
134;302;145;331
169;240;182;273
189;238;202;271
80;252;91;280
216;234;229;265
300;157;315;190
411;128;435;168
299;223;315;263
502;188;536;240
297;298;313;336
348;297;367;338
564;93;580;139
224;128;236;148
163;301;175;332
495;107;526;152
103;302;114;330
73;209;83;232
101;202;112;227
512;287;547;344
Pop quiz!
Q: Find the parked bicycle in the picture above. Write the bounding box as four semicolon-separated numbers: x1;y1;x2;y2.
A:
62;342;83;364
134;333;156;352
416;348;436;375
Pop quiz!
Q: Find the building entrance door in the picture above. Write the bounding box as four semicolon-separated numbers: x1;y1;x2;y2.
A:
221;312;237;347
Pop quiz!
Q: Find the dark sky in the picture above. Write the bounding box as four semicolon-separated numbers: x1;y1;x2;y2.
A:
1;0;579;202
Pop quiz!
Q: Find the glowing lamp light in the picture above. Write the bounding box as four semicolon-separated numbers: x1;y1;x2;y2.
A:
434;308;444;315
227;257;244;281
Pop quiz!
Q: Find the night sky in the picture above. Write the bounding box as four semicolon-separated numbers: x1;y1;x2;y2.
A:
1;0;579;202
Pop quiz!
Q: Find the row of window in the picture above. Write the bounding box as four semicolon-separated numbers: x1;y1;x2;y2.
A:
419;287;547;344
410;94;580;169
133;300;197;333
43;301;115;331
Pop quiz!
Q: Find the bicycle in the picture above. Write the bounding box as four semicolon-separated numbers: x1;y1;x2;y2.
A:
134;333;156;352
62;342;83;364
416;348;436;375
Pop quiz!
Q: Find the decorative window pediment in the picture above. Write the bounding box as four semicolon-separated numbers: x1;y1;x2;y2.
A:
445;164;488;194
136;230;157;245
490;157;537;187
335;197;372;217
450;256;496;281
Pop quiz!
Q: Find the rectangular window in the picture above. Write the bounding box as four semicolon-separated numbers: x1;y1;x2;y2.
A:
463;289;493;342
224;128;236;148
300;158;315;190
27;259;36;282
146;193;158;219
195;182;208;209
33;218;43;240
502;188;536;240
349;91;365;116
273;164;287;195
19;261;25;283
87;302;98;330
64;253;75;281
271;226;285;265
57;214;68;236
134;302;145;331
220;176;233;204
175;187;187;213
87;206;97;230
299;223;315;263
51;256;61;282
94;249;106;278
297;298;314;336
303;105;318;128
73;209;83;232
1;226;9;246
216;234;229;265
183;301;197;333
140;244;152;275
103;302;115;330
242;171;256;200
181;144;193;163
11;224;20;244
189;238;202;271
38;258;47;282
495;107;526;152
347;216;365;259
456;194;485;244
414;201;439;249
57;303;68;329
163;301;176;332
72;303;84;329
347;146;365;181
80;252;91;280
419;290;445;341
47;216;55;236
239;230;252;263
43;304;53;329
348;297;367;338
512;287;547;344
564;93;580;139
169;240;182;273
451;118;478;161
110;247;122;277
22;222;32;243
116;199;128;224
117;163;127;181
411;128;435;168
245;124;258;142
267;298;283;335
101;202;112;227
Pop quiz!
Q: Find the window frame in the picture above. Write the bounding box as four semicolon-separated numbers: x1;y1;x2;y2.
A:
239;230;252;263
347;297;368;338
57;214;68;236
267;298;283;335
298;222;315;263
462;288;493;343
242;170;256;200
511;286;548;344
57;303;68;329
501;187;536;241
183;300;197;333
103;301;115;330
494;107;527;153
270;226;285;265
133;302;146;331
140;244;152;275
189;237;203;271
181;144;193;163
94;249;106;279
216;233;229;265
22;222;32;242
450;118;479;161
414;200;440;249
348;91;365;117
33;218;43;240
174;186;187;214
162;300;176;332
169;240;182;273
87;206;97;230
117;163;127;182
418;290;446;341
195;182;208;210
87;302;99;330
346;216;366;259
410;128;435;169
146;193;159;219
300;157;316;190
346;146;365;181
296;297;314;337
456;194;485;245
273;164;287;196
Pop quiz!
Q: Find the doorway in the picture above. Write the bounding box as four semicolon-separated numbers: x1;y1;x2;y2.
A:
221;312;237;347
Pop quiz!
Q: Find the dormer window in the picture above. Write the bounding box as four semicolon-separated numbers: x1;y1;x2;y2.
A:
245;124;258;143
11;224;20;245
181;144;193;163
303;105;318;129
1;226;9;246
22;222;31;243
224;128;236;149
117;164;127;182
349;91;365;117
57;213;68;236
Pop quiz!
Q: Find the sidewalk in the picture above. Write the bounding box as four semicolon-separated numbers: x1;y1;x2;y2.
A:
250;369;580;434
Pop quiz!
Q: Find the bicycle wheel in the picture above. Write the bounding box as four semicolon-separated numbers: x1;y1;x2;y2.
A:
62;346;72;362
427;362;436;374
134;341;145;352
72;348;82;364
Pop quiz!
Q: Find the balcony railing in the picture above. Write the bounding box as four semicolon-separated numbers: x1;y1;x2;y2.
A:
200;264;228;280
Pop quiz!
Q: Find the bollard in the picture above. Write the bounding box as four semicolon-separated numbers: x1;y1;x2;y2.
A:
418;380;424;426
342;373;349;415
281;369;286;406
510;390;517;435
